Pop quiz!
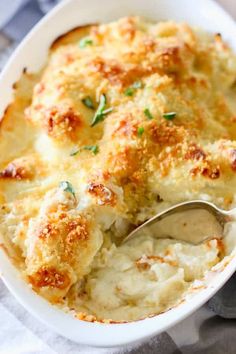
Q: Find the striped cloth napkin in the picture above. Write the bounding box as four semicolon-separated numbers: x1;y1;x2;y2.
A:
0;1;236;353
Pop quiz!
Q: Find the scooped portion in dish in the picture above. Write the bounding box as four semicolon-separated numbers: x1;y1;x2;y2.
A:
1;16;236;322
71;234;223;322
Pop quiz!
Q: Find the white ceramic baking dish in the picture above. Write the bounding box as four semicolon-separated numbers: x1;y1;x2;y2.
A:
1;0;236;347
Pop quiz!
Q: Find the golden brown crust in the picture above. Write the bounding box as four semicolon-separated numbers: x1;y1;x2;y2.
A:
43;106;83;140
25;190;102;302
0;156;37;180
190;163;221;180
184;144;206;161
87;182;116;206
0;162;31;180
28;266;70;290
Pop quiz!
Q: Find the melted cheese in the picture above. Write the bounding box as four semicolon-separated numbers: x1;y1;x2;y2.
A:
0;17;236;321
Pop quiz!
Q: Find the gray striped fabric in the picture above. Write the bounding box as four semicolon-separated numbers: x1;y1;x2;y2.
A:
0;1;236;353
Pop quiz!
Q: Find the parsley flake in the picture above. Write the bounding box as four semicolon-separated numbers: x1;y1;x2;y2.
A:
144;108;153;120
83;145;99;154
91;94;113;127
137;127;144;137
124;81;142;96
79;37;93;48
70;147;80;156
70;145;99;156
124;87;134;96
59;181;75;197
163;112;176;120
82;96;94;109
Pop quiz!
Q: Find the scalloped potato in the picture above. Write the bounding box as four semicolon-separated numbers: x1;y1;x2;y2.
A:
1;17;236;322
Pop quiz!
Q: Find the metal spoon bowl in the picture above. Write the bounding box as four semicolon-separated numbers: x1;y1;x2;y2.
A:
122;200;234;245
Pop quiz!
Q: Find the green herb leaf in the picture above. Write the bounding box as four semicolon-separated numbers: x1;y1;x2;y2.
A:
124;87;134;96
144;108;153;120
124;81;142;96
137;127;144;137
79;37;93;48
163;112;176;120
102;107;113;115
82;96;94;109
91;94;113;127
59;181;75;197
70;147;80;156
91;94;106;126
132;81;142;89
83;145;99;154
70;145;99;156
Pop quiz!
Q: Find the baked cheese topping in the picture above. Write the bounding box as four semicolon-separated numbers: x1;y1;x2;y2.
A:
1;17;236;322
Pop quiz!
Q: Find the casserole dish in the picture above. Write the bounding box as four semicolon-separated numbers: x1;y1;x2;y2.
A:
0;0;236;347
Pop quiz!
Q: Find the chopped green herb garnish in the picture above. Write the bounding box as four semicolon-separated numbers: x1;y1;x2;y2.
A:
137;127;144;136
124;81;142;96
163;112;176;120
83;145;99;154
124;87;134;96
82;96;94;109
79;37;93;48
70;147;80;156
144;108;153;120
59;181;75;197
91;94;113;127
102;108;113;115
132;81;142;89
70;145;99;156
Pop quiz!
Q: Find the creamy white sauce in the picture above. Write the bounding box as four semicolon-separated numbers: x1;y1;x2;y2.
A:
144;209;223;244
70;209;236;322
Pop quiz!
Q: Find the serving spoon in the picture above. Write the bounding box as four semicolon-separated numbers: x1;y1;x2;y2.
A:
122;200;234;245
